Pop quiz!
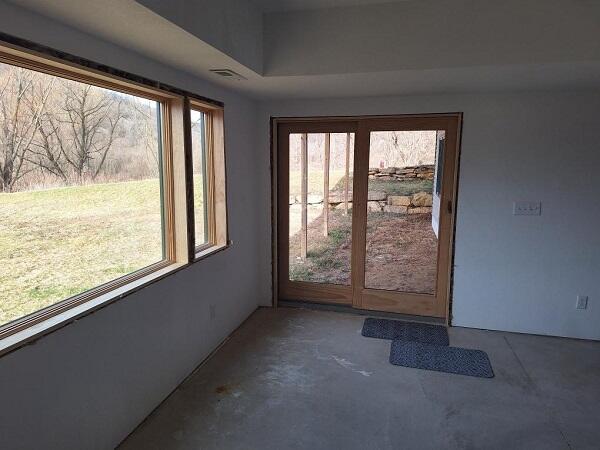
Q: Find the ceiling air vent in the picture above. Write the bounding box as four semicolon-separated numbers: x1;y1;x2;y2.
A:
210;69;247;81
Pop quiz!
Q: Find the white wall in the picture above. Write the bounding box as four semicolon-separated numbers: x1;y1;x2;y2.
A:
431;134;443;238
263;0;600;76
431;192;440;237
0;4;267;450
259;89;600;341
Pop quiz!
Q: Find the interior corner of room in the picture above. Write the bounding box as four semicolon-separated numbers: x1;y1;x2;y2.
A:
0;0;598;449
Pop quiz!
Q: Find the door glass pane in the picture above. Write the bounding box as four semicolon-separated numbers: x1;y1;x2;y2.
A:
364;130;444;294
289;132;354;285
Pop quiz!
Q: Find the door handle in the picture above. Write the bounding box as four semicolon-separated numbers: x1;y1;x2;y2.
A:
447;200;453;214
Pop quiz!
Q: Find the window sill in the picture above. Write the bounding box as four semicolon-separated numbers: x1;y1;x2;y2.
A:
194;242;231;262
0;242;232;358
0;262;186;358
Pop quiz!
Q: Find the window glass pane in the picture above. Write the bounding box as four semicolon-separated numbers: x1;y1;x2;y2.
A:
0;61;165;328
190;109;208;247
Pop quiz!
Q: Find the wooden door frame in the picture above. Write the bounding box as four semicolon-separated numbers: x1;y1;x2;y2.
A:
270;113;462;324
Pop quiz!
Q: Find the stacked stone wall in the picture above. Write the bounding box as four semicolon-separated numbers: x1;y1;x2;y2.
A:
288;164;434;215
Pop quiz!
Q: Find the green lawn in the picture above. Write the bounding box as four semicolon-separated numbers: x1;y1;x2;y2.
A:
289;170;432;197
334;175;432;196
289;210;353;285
0;179;168;327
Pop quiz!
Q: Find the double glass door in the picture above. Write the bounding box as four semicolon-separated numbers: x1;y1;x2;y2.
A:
276;115;460;319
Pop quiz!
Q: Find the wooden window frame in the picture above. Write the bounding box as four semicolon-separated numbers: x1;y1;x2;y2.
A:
188;100;228;260
0;36;228;355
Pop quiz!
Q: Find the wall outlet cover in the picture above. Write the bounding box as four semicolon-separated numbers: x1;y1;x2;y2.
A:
576;295;588;310
513;201;541;216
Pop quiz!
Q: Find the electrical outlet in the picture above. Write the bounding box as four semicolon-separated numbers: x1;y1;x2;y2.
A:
576;295;588;310
513;201;541;215
210;304;216;319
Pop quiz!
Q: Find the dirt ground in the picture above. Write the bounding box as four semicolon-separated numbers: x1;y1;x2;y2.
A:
289;209;353;285
289;209;437;294
364;212;437;294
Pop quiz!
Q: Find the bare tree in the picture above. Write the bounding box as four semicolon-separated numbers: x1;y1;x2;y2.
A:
31;81;125;183
1;61;164;191
29;109;69;184
130;100;160;177
372;131;437;168
0;67;53;192
65;82;124;181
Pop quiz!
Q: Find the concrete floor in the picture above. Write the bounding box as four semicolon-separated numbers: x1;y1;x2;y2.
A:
119;307;600;450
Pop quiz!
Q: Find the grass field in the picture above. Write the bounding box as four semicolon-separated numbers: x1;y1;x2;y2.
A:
289;169;432;198
335;175;432;196
0;179;170;327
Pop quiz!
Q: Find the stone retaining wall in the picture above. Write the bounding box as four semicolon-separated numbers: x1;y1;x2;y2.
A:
289;190;433;214
368;190;433;214
368;164;434;181
288;164;435;215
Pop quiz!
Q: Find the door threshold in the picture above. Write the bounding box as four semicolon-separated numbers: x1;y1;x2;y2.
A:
278;299;446;325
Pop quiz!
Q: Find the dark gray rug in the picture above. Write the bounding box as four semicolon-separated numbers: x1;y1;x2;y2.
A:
362;318;449;346
389;340;494;378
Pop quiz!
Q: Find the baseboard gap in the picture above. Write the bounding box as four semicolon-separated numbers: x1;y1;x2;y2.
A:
278;300;445;325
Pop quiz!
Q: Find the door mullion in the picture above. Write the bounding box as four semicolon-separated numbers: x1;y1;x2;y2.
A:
350;121;370;309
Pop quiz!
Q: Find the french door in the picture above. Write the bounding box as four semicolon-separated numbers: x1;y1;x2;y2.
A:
275;114;461;319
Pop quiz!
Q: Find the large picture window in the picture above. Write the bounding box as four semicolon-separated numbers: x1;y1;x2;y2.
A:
0;40;228;346
0;59;169;330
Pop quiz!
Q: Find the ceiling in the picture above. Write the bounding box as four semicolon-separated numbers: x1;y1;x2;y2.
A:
251;0;410;13
5;0;600;100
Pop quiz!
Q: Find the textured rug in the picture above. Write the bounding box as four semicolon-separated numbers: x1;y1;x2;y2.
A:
361;318;449;346
389;340;494;378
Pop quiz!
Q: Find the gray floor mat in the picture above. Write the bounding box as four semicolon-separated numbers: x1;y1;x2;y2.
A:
389;340;494;378
362;317;449;346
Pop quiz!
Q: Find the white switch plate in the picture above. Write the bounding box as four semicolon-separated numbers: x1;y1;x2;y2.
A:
576;295;588;310
513;201;541;215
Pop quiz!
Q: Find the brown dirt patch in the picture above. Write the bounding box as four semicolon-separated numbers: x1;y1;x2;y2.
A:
289;210;437;294
365;212;437;294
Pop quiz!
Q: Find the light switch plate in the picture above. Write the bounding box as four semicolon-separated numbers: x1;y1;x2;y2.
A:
513;201;541;215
